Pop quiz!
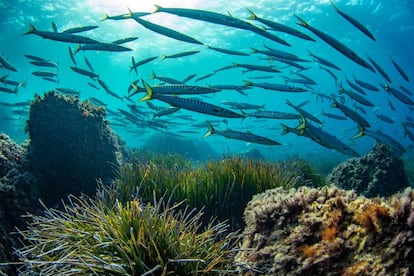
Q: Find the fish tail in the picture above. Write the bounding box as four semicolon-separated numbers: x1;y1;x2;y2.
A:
203;121;215;138
101;13;109;21
280;123;290;135
126;7;133;18
330;1;339;12
129;83;141;97
243;80;252;86
0;74;9;84
246;8;257;20
294;15;308;27
353;124;365;139
149;71;156;80
24;23;35;35
161;54;167;61
153;4;162;13
139;80;153;102
296;113;306;130
250;47;258;53
73;44;81;55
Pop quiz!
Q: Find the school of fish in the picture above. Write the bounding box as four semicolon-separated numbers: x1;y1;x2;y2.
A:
0;2;413;157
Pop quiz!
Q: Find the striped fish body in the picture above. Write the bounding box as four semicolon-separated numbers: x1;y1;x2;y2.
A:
140;81;243;118
26;24;100;44
246;110;300;120
332;100;371;127
246;81;307;92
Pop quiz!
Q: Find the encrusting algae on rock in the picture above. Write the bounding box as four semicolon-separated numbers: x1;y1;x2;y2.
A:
234;186;414;275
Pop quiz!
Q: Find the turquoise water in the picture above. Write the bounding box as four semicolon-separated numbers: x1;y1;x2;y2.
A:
0;0;413;161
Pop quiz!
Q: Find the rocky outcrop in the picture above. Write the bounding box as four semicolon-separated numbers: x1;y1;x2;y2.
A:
327;143;409;197
235;186;414;275
25;91;123;204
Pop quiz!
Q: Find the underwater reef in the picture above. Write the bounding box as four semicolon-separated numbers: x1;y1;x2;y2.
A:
25;91;123;204
327;143;409;197
0;133;36;274
235;186;414;275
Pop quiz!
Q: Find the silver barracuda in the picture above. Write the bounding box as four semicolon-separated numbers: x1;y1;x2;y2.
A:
24;24;100;44
294;15;375;72
161;50;200;60
331;98;371;127
73;43;132;54
246;110;300;120
390;57;409;82
130;83;221;97
331;2;376;41
244;80;307;92
368;56;391;83
246;8;315;41
62;25;99;34
127;9;204;45
129;56;158;74
206;45;249;56
139;80;244;118
204;121;281;145
308;50;341;70
383;83;414;106
70;66;99;79
153;5;290;46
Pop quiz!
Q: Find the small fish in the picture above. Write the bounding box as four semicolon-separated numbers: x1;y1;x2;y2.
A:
368;56;391;83
286;100;323;125
295;15;375;72
331;98;371;127
127;9;203;45
204;121;281;145
87;82;99;90
194;73;214;83
233;63;280;73
0;87;16;94
161;50;200;60
376;113;394;124
353;76;380;92
182;73;197;83
97;79;123;100
42;77;59;83
30;60;58;69
246;8;315;41
84;57;94;72
339;86;375;107
220;101;264;110
139;80;244;118
32;71;58;78
319;66;338;82
24;24;100;44
153;107;181;118
390;57;409;82
55;87;80;95
150;71;183;84
129;56;158;73
245;110;300;120
354;125;405;156
244;80;307;92
68;46;77;65
400;85;413;96
130;83;220;96
383;83;414;106
111;37;139;44
153;5;290;46
24;54;48;62
0;54;17;72
345;78;367;95
88;97;106;106
206;45;249;56
74;43;132;54
70;66;99;79
308;50;341;71
331;2;376;41
62;25;99;34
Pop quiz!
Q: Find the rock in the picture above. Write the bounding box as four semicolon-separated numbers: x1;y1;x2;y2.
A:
326;143;409;197
0;133;35;274
235;186;414;275
25;91;123;204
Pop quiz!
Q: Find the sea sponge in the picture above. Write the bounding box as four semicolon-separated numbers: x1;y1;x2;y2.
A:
234;186;414;275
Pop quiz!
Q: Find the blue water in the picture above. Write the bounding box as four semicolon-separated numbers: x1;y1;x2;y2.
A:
0;0;413;161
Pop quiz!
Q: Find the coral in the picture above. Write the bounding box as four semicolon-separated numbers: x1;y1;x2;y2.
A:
25;91;123;204
14;187;239;275
234;186;414;275
327;143;409;197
